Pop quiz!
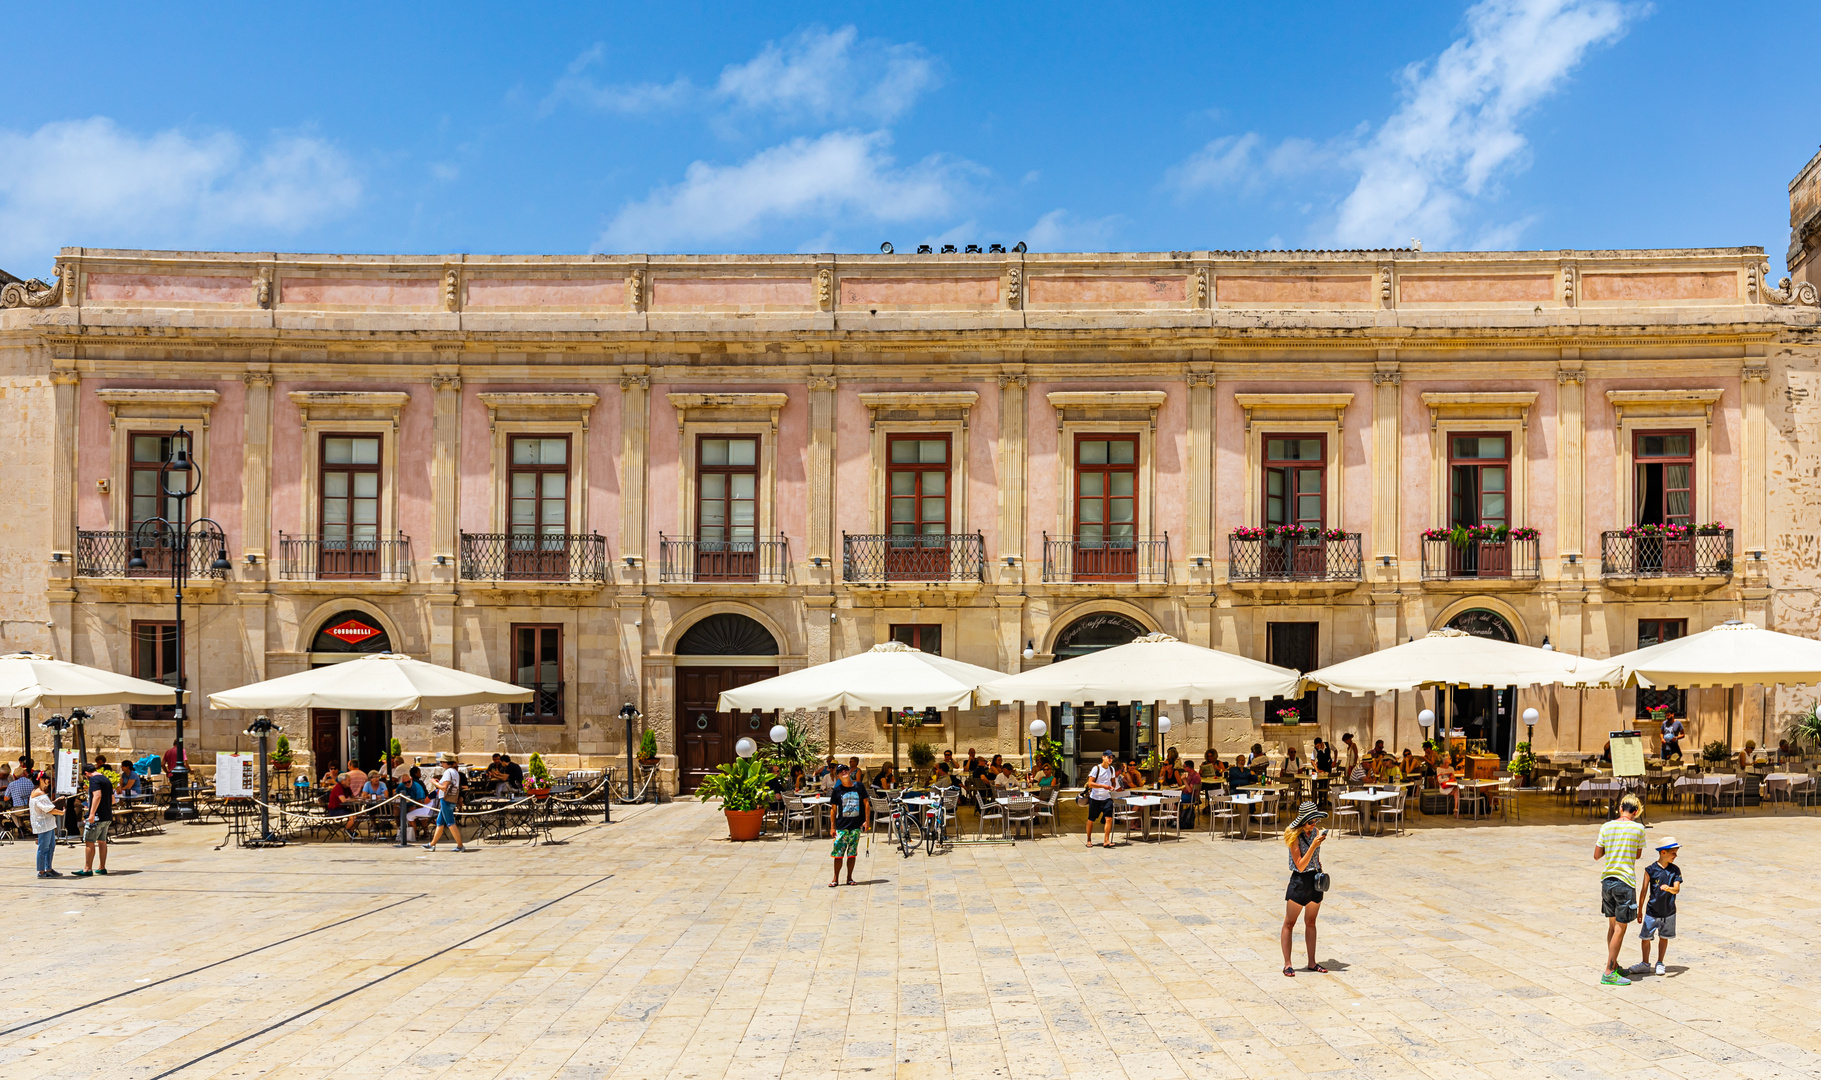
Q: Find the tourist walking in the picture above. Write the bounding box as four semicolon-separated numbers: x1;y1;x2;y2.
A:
1636;836;1683;976
73;760;112;878
1084;750;1120;848
1659;712;1686;760
1281;801;1329;976
828;765;868;887
30;773;59;878
423;752;468;852
1594;793;1647;985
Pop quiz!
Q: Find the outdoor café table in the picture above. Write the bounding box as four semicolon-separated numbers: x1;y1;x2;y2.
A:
1762;773;1812;806
1455;778;1503;820
1674;773;1739;812
994;795;1039;839
1117;794;1165;841
1225;792;1264;839
1339;788;1399;835
798;794;833;837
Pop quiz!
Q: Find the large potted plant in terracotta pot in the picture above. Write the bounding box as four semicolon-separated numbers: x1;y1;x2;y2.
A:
695;757;771;841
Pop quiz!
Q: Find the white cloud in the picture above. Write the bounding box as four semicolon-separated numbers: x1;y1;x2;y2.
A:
1025;209;1123;252
1332;0;1640;248
0;117;359;273
600;130;973;252
1166;132;1346;200
547;26;938;125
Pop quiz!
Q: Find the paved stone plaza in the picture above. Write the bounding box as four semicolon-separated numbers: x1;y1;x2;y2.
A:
3;803;1819;1079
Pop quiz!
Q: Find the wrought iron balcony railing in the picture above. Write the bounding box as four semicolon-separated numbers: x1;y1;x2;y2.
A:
842;532;985;584
657;534;789;584
1600;529;1733;578
509;681;564;725
277;532;411;581
1420;532;1541;581
459;532;609;584
1228;533;1363;583
75;525;228;580
1041;534;1170;584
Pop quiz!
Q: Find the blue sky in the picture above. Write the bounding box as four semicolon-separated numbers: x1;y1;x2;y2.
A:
1;2;1814;278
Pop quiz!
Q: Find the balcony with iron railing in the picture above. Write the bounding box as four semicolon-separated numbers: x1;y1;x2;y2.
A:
1600;526;1733;580
657;534;789;584
1420;527;1541;582
1041;533;1170;584
509;681;564;724
278;532;411;581
1227;529;1362;584
843;532;985;584
459;532;609;584
76;523;229;580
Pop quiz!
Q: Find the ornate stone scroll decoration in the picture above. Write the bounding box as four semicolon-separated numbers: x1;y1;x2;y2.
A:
0;263;66;308
242;371;275;388
1379;265;1394;307
1561;266;1577;306
429;374;462;392
1556;369;1586;385
807;374;838;392
628;269;645;310
1183;372;1213;389
997;373;1028;389
816;268;833;310
1006;267;1022;309
1759;262;1819;306
442;270;460;312
1194;268;1210;308
619;374;649;391
1371;371;1402;387
255;267;273;309
1743;366;1771;383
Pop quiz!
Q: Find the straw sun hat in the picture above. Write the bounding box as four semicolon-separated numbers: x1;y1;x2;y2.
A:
1288;801;1327;830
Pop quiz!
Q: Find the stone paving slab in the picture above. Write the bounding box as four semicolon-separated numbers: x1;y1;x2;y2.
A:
0;805;1817;1078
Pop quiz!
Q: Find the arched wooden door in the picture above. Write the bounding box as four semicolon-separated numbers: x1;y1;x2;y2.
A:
675;614;779;793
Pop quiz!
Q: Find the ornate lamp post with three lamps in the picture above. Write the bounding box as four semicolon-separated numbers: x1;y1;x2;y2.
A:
125;426;232;821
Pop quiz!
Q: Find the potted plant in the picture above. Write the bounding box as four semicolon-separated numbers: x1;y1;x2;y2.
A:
636;729;660;768
526;752;553;796
1788;703;1821;757
1510;741;1536;787
1701;739;1731;765
269;733;293;774
758;715;826;773
1274;706;1302;726
694;757;771;841
908;741;936;781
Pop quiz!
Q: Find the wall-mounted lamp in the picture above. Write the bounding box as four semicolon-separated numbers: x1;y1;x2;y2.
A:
1566;553;1579;565
95;478;109;494
1540;636;1553;651
811;555;825;568
623;555;640;568
49;552;64;564
633;619;641;627
1022;639;1035;660
244;553;259;566
1380;555;1392;567
1752;550;1766;561
829;611;838;622
1192;555;1207;568
435;554;447;566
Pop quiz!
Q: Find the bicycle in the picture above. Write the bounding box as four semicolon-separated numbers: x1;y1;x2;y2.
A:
890;791;947;857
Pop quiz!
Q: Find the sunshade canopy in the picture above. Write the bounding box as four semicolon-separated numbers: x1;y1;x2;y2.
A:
1608;620;1821;688
974;633;1302;705
1304;628;1621;694
209;653;532;711
716;642;1007;712
0;652;187;709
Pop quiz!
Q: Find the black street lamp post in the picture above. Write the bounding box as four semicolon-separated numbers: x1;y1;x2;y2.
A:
618;702;640;822
42;713;71;832
125;426;232;822
244;714;283;845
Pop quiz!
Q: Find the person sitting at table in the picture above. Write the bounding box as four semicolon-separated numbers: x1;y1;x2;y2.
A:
786;764;807;792
361;771;388;805
344;759;369;795
1248;743;1268;768
1434;761;1462;814
5;765;34;808
992;764;1016;789
872;762;898;790
1313;738;1334;775
1600;740;1612;766
1120;760;1145;791
1225;758;1254;792
964;747;980;772
1738;740;1758;773
501;754;525;791
1165;746;1181;770
1177;764;1201;827
1202;752;1221;779
1401;748;1420;779
319;763;340;789
1281;747;1305;778
1033;763;1057;791
939;750;958;774
401;767;433;841
1378;755;1404;783
931;763;957;789
116;765;142;800
324;778;357;837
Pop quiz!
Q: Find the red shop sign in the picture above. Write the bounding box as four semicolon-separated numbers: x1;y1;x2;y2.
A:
326;619;381;644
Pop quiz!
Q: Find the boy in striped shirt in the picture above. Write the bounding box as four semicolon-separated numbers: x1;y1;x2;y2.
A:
1593;794;1648;985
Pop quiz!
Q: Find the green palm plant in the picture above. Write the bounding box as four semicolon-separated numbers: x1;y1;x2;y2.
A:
694;757;771;812
1787;704;1821;753
757;714;825;771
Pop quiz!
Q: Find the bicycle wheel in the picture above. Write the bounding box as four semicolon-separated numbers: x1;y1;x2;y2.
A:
924;810;939;855
895;812;916;858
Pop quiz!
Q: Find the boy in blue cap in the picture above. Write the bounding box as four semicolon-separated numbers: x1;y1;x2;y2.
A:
1636;836;1683;977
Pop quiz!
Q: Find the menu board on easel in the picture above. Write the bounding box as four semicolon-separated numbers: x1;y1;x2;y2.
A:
55;750;77;795
1609;731;1647;777
215;753;256;796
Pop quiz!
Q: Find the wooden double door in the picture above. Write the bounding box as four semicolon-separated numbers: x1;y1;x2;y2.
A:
678;665;777;793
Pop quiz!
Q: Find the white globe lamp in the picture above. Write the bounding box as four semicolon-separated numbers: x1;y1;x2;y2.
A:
1028;719;1047;738
1417;709;1435;729
734;737;756;759
769;724;789;744
1521;708;1539;726
1157;715;1172;735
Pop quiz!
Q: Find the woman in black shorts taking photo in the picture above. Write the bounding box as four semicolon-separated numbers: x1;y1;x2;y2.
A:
1281;800;1329;977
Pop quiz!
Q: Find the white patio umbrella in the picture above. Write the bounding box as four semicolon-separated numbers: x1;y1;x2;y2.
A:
0;651;188;768
209;653;532;711
974;633;1303;705
1304;629;1622;694
1607;620;1821;688
716;642;1007;712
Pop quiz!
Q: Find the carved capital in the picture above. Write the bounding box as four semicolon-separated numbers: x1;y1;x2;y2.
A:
242;371;275;388
1371;371;1402;387
1006;266;1022;309
1556;369;1585;385
998;374;1029;389
429;374;462;392
50;369;80;386
807;374;837;392
619;374;649;391
816;268;833;311
1743;366;1771;383
442;269;460;312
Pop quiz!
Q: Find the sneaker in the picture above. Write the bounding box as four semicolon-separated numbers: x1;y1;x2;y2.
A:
1654;962;1666;976
1630;963;1651;976
421;844;436;851
1600;970;1631;986
96;868;107;875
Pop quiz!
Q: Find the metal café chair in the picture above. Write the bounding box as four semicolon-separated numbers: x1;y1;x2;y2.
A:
1156;795;1182;841
1331;786;1362;836
1208;793;1242;838
974;791;1007;838
1249;791;1280;839
1379;790;1408;836
1003;796;1037;840
1033;789;1061;837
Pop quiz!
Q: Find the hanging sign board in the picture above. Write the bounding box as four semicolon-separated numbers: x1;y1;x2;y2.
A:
1609;731;1647;777
55;750;77;795
324;619;382;646
215;752;256;796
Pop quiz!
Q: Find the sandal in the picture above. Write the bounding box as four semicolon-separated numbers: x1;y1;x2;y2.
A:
1282;966;1295;978
1304;963;1329;973
828;881;840;888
